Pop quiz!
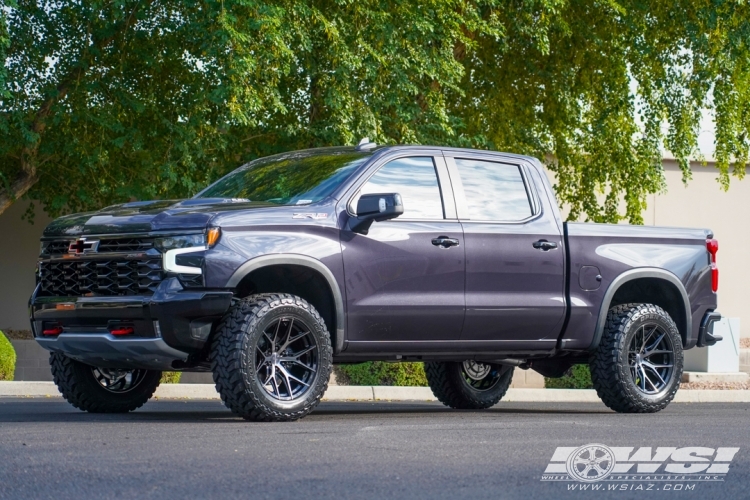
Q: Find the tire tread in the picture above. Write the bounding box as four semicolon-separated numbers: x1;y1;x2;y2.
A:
589;303;683;413
210;293;332;422
50;353;160;413
424;362;513;410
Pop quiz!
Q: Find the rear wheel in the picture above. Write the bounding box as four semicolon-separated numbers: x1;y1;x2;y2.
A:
50;353;161;413
425;361;513;409
589;303;683;413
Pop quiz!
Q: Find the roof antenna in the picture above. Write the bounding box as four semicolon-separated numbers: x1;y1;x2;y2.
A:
355;137;377;151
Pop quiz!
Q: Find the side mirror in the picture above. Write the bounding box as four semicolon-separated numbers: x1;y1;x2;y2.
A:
348;193;404;235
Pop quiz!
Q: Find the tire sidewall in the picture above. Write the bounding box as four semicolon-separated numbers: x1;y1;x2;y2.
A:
617;308;683;406
240;302;331;415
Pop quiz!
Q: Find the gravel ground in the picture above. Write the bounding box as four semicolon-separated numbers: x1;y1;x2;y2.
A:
680;382;749;390
0;329;32;340
681;337;749;390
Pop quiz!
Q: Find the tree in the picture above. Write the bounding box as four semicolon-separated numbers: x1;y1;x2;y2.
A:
1;1;748;223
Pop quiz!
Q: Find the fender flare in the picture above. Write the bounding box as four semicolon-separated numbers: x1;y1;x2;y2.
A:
588;268;691;350
226;254;346;354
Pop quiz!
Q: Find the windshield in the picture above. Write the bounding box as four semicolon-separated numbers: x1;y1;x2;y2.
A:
196;150;370;205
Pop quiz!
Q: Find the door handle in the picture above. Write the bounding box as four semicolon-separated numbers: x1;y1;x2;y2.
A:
532;239;558;251
432;236;460;248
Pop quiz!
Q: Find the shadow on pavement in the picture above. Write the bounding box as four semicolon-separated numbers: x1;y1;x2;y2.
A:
0;398;613;424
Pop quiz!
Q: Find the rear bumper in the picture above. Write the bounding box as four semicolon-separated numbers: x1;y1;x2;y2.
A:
697;310;723;348
30;277;233;370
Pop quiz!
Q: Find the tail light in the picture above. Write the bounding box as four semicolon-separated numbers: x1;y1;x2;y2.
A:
706;238;718;292
42;326;63;336
109;326;134;336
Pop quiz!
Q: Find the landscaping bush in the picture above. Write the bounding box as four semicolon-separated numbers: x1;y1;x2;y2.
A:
544;364;593;389
0;331;17;381
335;362;428;386
160;371;182;384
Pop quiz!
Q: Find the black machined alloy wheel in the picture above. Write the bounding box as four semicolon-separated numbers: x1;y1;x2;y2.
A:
211;293;333;422
425;361;513;410
460;360;503;391
628;323;675;396
590;303;684;413
255;317;319;402
91;367;149;393
50;353;162;413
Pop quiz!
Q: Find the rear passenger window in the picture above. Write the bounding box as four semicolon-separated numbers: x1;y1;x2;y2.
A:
454;159;533;221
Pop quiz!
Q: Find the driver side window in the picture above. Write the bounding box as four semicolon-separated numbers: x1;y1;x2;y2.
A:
359;157;445;220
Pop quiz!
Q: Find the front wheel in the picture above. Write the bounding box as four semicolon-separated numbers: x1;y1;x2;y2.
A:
425;361;513;409
589;303;683;413
210;293;333;422
50;353;162;413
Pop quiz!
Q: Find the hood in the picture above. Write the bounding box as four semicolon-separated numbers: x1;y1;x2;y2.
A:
43;198;278;237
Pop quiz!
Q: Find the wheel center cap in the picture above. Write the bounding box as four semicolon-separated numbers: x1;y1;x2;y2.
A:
270;352;280;364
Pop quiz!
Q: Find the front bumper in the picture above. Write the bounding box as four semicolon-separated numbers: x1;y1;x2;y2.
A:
30;278;233;370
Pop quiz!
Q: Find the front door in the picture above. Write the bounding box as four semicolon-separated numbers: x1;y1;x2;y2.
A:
341;155;465;346
446;155;566;345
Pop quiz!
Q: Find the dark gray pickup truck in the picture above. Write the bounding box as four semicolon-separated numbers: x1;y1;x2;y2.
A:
30;141;722;420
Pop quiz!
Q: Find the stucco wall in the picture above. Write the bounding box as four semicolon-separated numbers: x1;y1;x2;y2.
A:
0;201;53;331
645;161;748;334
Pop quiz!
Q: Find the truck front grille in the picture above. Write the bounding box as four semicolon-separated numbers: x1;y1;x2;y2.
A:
44;241;72;255
97;238;154;253
38;258;164;297
42;238;154;255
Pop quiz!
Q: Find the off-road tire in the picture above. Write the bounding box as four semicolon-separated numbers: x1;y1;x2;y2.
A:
210;293;333;422
424;361;513;409
49;353;161;413
589;303;683;413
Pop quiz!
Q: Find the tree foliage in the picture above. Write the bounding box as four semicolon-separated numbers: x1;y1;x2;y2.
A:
335;362;428;387
544;364;593;389
0;331;16;381
1;0;749;222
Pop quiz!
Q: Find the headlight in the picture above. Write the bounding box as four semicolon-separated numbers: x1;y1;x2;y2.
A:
154;234;206;252
158;234;207;276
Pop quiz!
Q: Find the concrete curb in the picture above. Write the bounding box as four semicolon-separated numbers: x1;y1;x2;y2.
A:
1;382;749;403
0;381;61;397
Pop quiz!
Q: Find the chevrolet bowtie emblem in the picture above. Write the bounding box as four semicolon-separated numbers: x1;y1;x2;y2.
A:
68;238;99;254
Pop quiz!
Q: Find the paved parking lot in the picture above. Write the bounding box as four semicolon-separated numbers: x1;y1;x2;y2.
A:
0;398;748;499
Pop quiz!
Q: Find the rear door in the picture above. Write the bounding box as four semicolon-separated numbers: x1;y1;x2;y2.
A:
341;153;465;345
445;154;565;346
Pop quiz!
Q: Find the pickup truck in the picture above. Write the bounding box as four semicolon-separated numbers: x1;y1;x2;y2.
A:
30;141;722;420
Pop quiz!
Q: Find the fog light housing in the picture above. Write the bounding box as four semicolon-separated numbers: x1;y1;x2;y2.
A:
190;320;213;341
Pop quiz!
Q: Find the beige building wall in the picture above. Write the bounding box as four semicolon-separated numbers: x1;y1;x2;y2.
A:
645;161;748;336
0;160;747;338
0;201;54;331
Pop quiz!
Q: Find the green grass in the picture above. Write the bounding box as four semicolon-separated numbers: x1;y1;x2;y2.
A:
335;362;428;386
160;371;182;384
544;364;593;389
0;331;17;381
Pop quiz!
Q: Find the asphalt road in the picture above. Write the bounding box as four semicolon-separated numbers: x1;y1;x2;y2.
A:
0;398;748;500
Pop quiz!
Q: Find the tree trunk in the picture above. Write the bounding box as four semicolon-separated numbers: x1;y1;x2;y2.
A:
0;170;39;215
